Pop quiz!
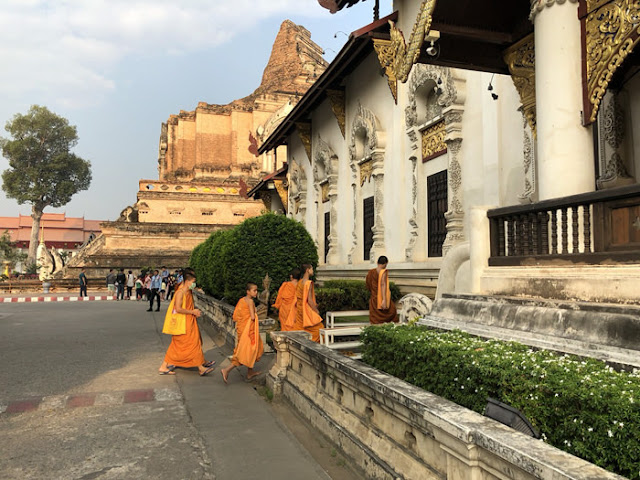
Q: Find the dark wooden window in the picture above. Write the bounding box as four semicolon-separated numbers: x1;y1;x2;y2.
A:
363;196;374;261
427;170;448;257
324;211;331;263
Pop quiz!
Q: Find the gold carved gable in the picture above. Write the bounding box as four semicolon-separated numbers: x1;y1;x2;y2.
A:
295;122;312;161
583;0;640;124
373;0;438;103
326;89;346;138
503;33;537;137
273;179;289;211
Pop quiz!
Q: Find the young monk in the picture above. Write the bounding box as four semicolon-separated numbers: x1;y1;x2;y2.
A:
294;264;324;342
221;282;264;383
273;268;301;331
365;256;398;324
158;268;215;376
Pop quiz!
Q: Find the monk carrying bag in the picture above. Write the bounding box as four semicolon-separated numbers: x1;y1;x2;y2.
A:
162;296;186;335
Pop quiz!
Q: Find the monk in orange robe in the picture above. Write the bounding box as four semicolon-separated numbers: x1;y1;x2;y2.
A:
366;256;398;324
221;282;264;383
274;268;301;332
158;268;215;376
294;264;324;342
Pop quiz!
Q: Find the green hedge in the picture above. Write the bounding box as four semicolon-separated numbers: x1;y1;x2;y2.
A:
189;213;317;305
361;324;640;479
316;279;401;318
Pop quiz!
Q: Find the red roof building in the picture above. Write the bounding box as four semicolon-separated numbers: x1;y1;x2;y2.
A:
0;214;104;250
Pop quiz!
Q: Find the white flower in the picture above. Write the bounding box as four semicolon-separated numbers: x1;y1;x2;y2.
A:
608;430;614;437
588;427;593;432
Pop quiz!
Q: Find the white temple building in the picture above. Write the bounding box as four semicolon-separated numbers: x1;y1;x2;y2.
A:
256;0;640;304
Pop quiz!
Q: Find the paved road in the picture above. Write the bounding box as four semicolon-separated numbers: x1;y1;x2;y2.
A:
0;300;337;480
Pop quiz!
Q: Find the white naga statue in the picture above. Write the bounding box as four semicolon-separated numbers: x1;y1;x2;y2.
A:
36;243;65;280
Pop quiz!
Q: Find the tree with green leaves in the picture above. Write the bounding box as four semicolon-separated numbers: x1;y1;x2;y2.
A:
0;230;27;272
0;105;92;262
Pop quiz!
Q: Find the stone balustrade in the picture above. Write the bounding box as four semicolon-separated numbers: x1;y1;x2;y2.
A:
267;331;624;480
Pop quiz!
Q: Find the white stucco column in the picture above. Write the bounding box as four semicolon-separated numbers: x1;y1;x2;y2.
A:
533;0;594;200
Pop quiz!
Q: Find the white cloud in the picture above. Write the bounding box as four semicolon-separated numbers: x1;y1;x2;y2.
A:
0;0;322;109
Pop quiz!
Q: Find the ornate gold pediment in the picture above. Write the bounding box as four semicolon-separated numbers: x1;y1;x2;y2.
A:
359;159;373;186
295;122;312;161
372;0;438;102
583;0;640;124
503;33;537;137
320;182;329;203
422;121;447;161
326;89;346;138
273;179;288;211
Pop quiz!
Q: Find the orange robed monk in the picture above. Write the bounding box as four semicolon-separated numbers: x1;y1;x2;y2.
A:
158;268;216;376
221;282;264;383
366;256;398;325
294;264;324;342
274;268;301;331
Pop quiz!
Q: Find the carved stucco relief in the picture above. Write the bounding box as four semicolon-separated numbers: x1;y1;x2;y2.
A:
518;108;538;203
289;157;307;220
596;91;635;189
348;102;386;264
313;133;339;264
404;64;466;259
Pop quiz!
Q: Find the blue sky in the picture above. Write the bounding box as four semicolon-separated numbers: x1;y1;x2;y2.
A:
0;0;391;221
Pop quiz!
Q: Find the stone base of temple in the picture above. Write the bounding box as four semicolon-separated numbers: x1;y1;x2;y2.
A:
57;221;220;279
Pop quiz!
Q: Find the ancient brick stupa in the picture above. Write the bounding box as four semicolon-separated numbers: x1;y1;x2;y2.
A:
61;20;327;279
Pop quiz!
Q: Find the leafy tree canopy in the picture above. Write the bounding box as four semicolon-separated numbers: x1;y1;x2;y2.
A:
0;105;91;211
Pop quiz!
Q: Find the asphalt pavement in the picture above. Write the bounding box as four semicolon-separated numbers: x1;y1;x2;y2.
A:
0;299;337;480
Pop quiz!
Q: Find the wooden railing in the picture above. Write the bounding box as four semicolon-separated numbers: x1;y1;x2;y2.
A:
488;184;640;266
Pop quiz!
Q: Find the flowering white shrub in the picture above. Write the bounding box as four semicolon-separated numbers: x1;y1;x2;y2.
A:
361;325;640;479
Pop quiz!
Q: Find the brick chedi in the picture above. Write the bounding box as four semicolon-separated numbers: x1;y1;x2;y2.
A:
59;20;327;279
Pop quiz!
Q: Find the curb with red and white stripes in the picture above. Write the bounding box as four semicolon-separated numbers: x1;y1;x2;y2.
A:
1;295;120;303
0;387;182;415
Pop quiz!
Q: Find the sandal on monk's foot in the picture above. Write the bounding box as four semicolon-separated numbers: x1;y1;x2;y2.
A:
199;366;215;377
159;365;176;375
203;360;216;368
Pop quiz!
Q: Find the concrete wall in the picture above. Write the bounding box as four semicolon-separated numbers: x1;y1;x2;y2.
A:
267;331;624;480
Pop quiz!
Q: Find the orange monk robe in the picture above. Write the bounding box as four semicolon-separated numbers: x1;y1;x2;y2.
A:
365;268;398;324
294;280;324;343
274;281;297;331
164;289;206;367
231;298;264;368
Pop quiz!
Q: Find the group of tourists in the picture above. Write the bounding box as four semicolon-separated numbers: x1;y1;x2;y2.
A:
157;256;397;382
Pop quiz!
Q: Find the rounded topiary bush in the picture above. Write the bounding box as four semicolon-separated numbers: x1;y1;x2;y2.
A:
200;229;232;298
189;242;206;285
221;213;318;304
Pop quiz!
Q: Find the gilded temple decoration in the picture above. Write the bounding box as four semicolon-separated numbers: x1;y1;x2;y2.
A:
360;159;374;186
503;33;537;137
321;182;330;203
583;0;640;124
295;122;312;161
421;121;447;161
326;89;346;138
273;179;288;211
372;38;398;102
373;0;438;102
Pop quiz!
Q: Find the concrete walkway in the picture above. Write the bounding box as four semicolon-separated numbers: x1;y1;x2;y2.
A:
152;310;332;480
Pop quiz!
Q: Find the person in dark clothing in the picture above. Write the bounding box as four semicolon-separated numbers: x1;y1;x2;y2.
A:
116;269;126;301
147;270;162;311
79;268;88;297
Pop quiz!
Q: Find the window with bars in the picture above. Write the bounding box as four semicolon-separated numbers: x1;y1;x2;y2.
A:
427;170;448;257
324;211;330;263
363;196;374;261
